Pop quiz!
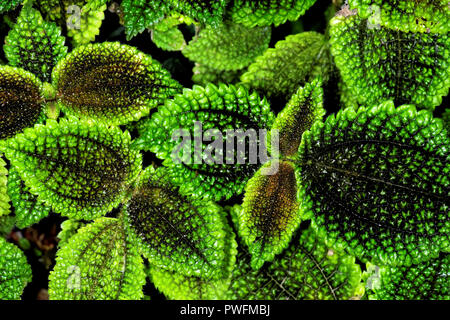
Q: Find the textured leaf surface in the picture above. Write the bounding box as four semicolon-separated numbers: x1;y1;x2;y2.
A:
230;0;317;27
0;237;32;300
192;63;243;86
183;22;271;71
151;17;186;51
0;0;22;13
49;218;146;300
270;78;325;157
348;0;450;33
169;0;227;26
0;66;43;140
4;5;67;83
122;167;237;279
57;219;86;246
296;102;450;266
7;167;51;228
0;157;10;217
443;108;450;134
226;227;364;300
133;84;275;201
0;117;142;220
330;13;450;109
241;31;331;100
67;4;106;46
52;42;181;125
239;160;300;269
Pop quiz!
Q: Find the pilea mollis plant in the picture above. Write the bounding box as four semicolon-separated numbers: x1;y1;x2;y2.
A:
0;0;448;301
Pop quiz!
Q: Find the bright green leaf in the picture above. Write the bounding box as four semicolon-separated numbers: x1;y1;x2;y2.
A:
67;4;106;46
0;156;10;217
0;0;22;13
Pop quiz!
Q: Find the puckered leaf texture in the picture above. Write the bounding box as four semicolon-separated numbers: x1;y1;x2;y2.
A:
183;22;271;71
348;0;450;34
192;63;243;86
226;227;364;300
169;0;227;26
239;160;300;269
48;218;146;300
230;0;317;27
241;31;331;101
0;117;142;220
133;83;275;201
0;157;10;217
330;13;450;109
370;253;449;300
0;0;22;13
151;17;186;51
67;4;106;46
296;102;450;266
7;167;51;228
4;5;67;83
0;237;32;300
0;66;43;140
52;42;181;125
122;167;237;280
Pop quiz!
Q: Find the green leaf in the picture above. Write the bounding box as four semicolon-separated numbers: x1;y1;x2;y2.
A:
52;42;181;125
168;0;227;26
269;78;325;157
192;63;243;86
239;160;300;269
57;219;86;246
226;226;364;300
443;108;450;134
295;102;450;266
0;215;16;238
348;0;450;34
0;156;10;217
0;65;44;140
121;0;172;40
329;12;450;110
133;83;275;201
0;0;22;13
370;253;449;300
48;217;146;300
4;4;68;83
67;4;106;46
150;17;186;51
241;31;331;100
0;117;143;220
122;167;237;279
0;237;32;300
7;167;51;228
183;22;271;71
230;0;317;27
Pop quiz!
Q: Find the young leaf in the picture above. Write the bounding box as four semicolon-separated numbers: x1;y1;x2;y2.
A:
133;83;275;201
183;22;271;71
296;102;450;266
7;167;51;228
0;117;143;220
226;227;364;300
150;17;186;51
0;156;10;217
370;253;449;300
48;217;146;300
239;160;300;269
0;237;32;300
67;4;106;46
122;167;237;280
241;31;331;100
0;65;44;140
348;0;450;34
329;13;450;110
57;219;86;246
230;0;317;28
4;5;67;83
52;42;181;125
269;78;325;157
0;0;22;13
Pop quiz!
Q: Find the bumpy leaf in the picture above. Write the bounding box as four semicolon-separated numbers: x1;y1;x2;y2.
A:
0;0;22;13
57;219;86;246
348;0;450;34
67;4;106;46
370;253;449;300
7;167;51;228
0;157;10;217
443;108;450;133
150;17;186;51
239;160;300;269
241;31;331;100
269;78;325;157
230;0;317;27
0;117;142;220
4;5;67;83
192;63;243;86
121;0;172;40
296;102;450;266
330;13;450;109
37;0;86;23
226;227;364;300
52;42;181;125
0;237;32;300
0;65;43;140
122;167;237;279
48;217;146;300
133;83;275;201
168;0;227;26
183;23;271;71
